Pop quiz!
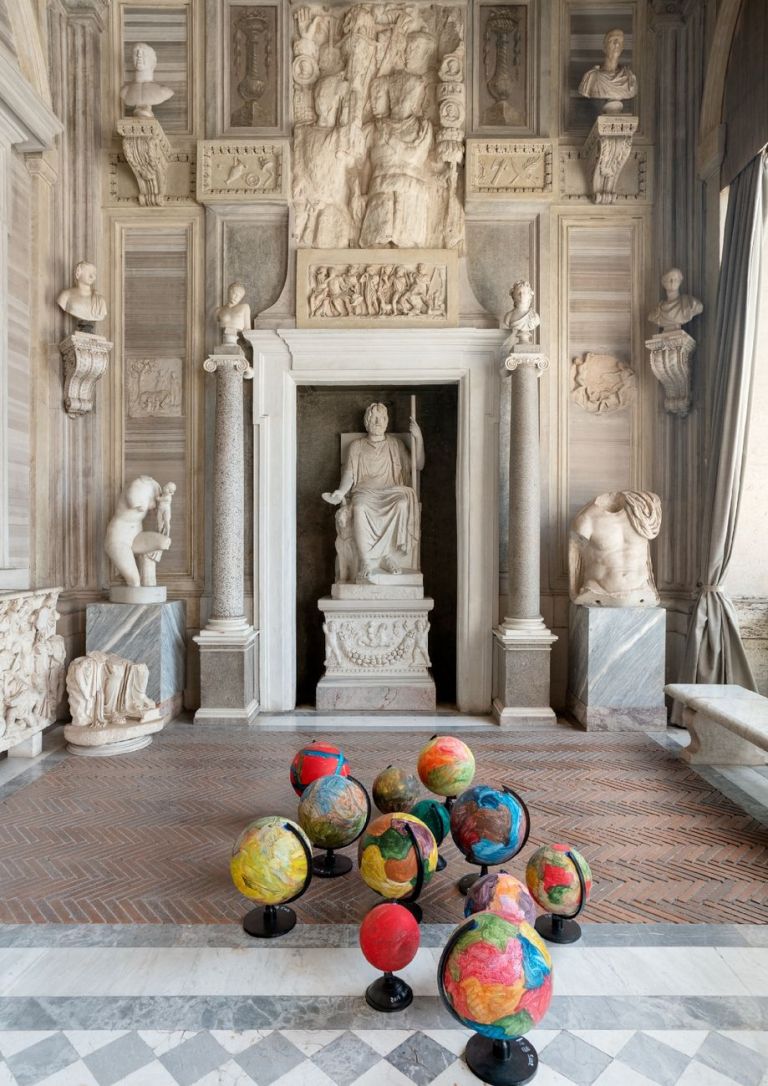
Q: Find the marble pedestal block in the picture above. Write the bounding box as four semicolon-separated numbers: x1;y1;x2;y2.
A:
567;604;667;730
86;601;186;722
317;596;436;711
492;629;558;726
194;628;259;723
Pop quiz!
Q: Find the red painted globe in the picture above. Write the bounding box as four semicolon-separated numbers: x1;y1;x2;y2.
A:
290;741;350;797
359;902;420;972
526;844;592;915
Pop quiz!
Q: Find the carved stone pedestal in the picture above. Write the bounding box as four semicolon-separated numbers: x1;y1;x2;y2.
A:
317;594;436;712
646;329;696;417
117;116;171;207
60;332;111;416
584;115;638;205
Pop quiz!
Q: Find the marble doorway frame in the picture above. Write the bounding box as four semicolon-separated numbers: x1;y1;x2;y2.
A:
244;328;505;714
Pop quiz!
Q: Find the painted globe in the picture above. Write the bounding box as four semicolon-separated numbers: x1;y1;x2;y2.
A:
439;913;553;1039
373;766;421;814
450;785;528;865
290;741;350;796
298;775;369;850
417;735;475;797
410;798;451;846
358;812;438;899
359;902;420;972
230;816;311;906
526;844;592;915
464;872;537;926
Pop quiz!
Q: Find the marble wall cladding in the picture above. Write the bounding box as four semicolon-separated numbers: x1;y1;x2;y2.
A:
0;0;15;58
86;600;186;705
122;5;190;133
7;154;31;573
475;4;529;131
227;2;279;131
465;218;533;326
564;5;635;135
221;215;288;317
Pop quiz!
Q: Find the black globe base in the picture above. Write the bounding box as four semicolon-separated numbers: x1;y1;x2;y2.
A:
242;904;297;939
443;795;455;811
535;913;582;944
436;853;447;871
465;1035;538;1086
458;864;488;896
399;899;423;923
313;849;352;879
365;972;413;1013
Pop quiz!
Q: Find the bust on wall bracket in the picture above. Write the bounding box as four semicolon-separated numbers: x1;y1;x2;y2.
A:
118;43;174;207
645;268;703;418
579;29;639;204
57;262;112;417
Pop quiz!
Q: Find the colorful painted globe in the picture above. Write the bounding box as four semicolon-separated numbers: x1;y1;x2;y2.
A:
450;785;528;865
417;735;475;797
290;741;350;796
464;872;537;926
373;766;420;814
439;912;553;1039
358;812;438;899
526;844;592;915
298;775;369;850
410;798;451;846
230;816;311;906
359;902;420;972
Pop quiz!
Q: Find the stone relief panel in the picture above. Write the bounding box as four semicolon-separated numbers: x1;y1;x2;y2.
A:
196;140;288;202
466;140;552;196
121;5;191;133
570;352;637;415
475;4;528;130
227;3;279;130
108;150;196;206
323;614;431;673
296;248;458;328
559;144;651;203
127;357;183;418
291;3;465;249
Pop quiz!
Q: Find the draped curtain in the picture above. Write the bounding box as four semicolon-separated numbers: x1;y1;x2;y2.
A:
675;150;768;714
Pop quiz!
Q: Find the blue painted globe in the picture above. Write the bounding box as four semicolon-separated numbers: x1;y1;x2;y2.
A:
450;785;528;865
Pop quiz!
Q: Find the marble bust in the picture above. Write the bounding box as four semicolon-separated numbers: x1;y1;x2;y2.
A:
322;403;424;584
569;490;662;607
120;42;174;119
56;262;108;331
215;281;251;345
502;280;540;347
104;475;173;596
578;28;637;113
648;268;703;331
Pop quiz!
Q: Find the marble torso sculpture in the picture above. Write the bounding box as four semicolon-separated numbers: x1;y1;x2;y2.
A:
120;42;174;118
322;403;424;583
648;268;703;331
215;281;251;344
502;280;540;348
66;651;159;728
104;476;174;600
56;262;108;331
578;28;637;112
569;491;662;607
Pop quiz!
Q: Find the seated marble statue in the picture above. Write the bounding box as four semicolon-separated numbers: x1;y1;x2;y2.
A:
569;490;662;607
56;261;108;330
105;475;173;589
215;281;251;344
502;280;540;348
648;268;703;331
120;42;174;119
578;28;637;111
322;403;424;584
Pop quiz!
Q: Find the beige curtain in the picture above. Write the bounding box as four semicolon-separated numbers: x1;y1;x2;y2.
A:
675;150;767;714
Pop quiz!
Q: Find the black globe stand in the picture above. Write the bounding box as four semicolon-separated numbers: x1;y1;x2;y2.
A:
313;849;353;878
455;785;531;897
465;1035;539;1086
534;849;588;946
458;862;488;895
241;823;313;940
365;970;413;1012
436;853;447;871
390;821;426;924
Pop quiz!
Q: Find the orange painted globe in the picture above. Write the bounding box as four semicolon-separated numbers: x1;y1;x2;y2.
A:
358;812;438;899
230;816;311;905
417;735;475;797
526;844;592;915
359;902;420;972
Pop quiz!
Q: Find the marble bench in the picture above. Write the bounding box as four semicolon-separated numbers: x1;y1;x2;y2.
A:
665;683;768;766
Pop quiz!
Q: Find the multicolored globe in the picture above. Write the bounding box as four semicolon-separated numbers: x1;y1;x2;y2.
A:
450;785;529;865
373;766;420;814
358;812;438;899
410;798;451;846
230;816;311;905
439;912;553;1039
417;735;475;797
464;872;537;926
290;741;350;796
526;844;592;915
359;902;420;972
298;775;369;850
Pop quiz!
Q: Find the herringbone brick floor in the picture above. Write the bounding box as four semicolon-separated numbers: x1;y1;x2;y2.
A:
0;724;765;925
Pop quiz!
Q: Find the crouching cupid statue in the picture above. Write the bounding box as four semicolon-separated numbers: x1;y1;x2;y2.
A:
105;476;176;603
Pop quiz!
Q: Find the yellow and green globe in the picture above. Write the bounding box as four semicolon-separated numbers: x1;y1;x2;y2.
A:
230;816;311;905
358;812;438;899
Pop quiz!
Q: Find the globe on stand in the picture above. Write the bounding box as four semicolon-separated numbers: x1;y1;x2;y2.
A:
359;902;420;1011
298;774;370;878
230;816;313;938
411;797;451;871
358;812;438;923
526;844;592;944
417;735;475;811
438;912;553;1085
450;785;530;895
290;740;349;797
373;765;421;814
464;872;537;926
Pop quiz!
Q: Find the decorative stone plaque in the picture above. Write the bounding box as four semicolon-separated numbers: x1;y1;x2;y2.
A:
559;141;652;204
467;140;553;196
196;139;289;202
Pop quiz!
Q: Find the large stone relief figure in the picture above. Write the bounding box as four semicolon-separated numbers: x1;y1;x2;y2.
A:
569;491;662;608
105;476;174;601
322;402;424;583
292;3;465;249
0;589;66;752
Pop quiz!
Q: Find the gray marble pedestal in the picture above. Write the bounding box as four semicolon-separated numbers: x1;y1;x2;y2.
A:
567;604;667;730
86;600;186;722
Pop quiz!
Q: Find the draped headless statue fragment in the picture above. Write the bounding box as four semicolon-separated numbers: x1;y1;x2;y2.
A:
64;651;163;754
105;476;175;602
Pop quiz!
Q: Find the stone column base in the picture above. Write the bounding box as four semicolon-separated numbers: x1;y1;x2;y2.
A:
194;627;259;723
492;626;557;726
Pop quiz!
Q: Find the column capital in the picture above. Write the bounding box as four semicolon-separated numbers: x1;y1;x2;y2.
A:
204;349;254;378
503;352;550;376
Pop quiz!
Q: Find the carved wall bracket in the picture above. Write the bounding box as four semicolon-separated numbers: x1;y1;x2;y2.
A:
117;116;172;207
60;332;112;417
583;114;639;205
646;329;696;418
